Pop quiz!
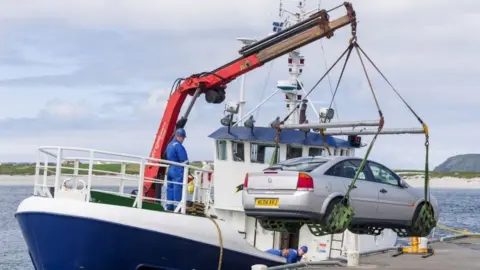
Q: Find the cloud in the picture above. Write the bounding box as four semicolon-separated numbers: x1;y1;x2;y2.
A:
39;99;91;119
0;0;479;169
0;0;276;32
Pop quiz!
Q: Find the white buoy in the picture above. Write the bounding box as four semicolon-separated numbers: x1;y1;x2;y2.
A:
347;251;360;267
419;237;428;249
251;264;268;270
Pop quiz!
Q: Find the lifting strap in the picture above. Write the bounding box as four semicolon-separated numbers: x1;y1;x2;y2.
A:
355;44;430;202
321;42;355;156
319;128;332;156
270;127;282;166
342;42;435;236
343;41;384;201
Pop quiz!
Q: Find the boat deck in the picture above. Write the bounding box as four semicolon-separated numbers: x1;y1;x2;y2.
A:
307;235;480;270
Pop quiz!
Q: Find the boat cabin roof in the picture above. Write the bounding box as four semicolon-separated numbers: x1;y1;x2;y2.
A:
208;126;352;148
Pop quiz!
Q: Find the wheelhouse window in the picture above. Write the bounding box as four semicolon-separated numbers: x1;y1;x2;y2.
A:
286;145;303;159
345;149;350;156
334;148;340;156
251;143;278;164
325;159;367;180
308;147;323;157
340;149;345;156
367;161;399;186
216;140;227;161
265;157;327;172
232;141;245;162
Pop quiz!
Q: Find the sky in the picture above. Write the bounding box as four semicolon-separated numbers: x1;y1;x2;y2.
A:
0;0;479;169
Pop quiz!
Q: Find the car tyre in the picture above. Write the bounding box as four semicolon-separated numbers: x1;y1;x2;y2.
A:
323;197;343;228
409;202;435;237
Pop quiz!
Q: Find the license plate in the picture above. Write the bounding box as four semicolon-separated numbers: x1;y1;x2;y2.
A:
255;198;279;207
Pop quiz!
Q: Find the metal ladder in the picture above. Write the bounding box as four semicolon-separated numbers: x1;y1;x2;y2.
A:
328;232;345;258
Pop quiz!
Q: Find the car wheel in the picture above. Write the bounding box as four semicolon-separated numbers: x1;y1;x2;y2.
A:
324;197;342;220
323;197;350;232
306;197;352;236
409;202;436;237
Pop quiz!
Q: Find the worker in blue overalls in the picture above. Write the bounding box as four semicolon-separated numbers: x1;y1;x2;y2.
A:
285;246;308;263
165;128;189;211
266;246;308;263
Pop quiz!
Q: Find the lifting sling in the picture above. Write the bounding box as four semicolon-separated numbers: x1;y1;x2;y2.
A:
268;30;434;237
354;44;435;236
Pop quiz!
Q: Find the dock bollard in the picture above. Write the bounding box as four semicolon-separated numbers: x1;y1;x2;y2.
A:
347;251;359;267
251;264;268;270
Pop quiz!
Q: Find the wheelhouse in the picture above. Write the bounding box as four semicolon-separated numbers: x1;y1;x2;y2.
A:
207;126;360;256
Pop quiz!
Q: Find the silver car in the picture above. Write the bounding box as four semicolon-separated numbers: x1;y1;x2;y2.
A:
242;156;439;237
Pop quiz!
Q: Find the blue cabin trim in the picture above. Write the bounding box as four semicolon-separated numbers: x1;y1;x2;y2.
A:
208;127;352;148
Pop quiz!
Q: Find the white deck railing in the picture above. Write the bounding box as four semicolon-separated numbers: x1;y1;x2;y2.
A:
33;146;214;214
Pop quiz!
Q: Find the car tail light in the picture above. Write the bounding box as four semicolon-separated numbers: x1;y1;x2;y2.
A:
297;173;314;190
244;173;249;188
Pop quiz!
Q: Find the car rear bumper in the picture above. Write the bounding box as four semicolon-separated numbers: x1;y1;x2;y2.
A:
242;190;326;221
244;208;324;221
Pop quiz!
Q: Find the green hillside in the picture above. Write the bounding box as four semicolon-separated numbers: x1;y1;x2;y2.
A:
394;170;480;179
1;163;480;178
0;162;204;176
434;154;480;173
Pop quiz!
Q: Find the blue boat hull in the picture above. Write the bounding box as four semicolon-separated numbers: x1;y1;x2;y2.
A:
16;212;284;270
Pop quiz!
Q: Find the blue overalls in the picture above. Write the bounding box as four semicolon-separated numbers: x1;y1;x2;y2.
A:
165;138;189;211
265;249;283;256
285;248;302;263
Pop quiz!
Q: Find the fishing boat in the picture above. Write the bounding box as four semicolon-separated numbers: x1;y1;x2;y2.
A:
15;1;399;269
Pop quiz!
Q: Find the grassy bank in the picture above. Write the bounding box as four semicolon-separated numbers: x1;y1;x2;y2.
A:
0;163;204;176
395;170;480;179
2;163;480;178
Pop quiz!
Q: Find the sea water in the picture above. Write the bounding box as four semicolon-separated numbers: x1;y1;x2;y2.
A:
1;186;479;269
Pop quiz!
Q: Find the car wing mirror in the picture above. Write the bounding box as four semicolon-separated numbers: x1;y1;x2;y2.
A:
398;178;408;188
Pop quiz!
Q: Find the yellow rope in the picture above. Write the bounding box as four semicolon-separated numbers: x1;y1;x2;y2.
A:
207;215;224;270
319;128;332;156
437;224;470;235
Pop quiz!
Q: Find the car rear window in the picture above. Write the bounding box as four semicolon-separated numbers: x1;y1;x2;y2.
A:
265;159;327;172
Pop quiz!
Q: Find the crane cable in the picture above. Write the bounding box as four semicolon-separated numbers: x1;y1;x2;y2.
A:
321;44;339;121
318;1;340;122
255;61;275;120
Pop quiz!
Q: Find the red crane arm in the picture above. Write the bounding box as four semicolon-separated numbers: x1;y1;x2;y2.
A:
144;2;357;197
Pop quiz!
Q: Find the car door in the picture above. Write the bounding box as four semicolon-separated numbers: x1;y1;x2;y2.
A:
366;161;415;223
347;159;379;220
324;159;379;220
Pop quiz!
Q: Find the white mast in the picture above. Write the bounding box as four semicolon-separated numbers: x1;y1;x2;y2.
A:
277;0;321;125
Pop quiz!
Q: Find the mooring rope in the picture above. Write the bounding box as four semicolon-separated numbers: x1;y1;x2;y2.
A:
207;215;224;270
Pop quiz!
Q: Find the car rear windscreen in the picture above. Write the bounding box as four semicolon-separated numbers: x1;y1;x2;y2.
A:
265;159;327;172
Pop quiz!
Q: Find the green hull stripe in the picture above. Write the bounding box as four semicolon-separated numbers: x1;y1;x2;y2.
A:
90;190;164;212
